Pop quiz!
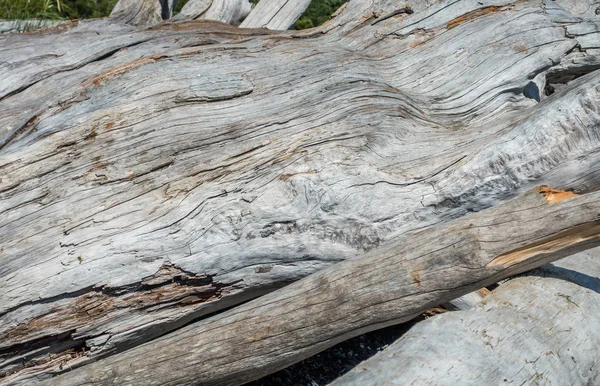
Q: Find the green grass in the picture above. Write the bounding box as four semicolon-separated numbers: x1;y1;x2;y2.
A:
1;0;61;20
293;0;347;30
0;0;118;20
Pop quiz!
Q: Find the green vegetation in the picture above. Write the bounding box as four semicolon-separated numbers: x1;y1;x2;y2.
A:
0;0;118;20
1;0;346;29
294;0;346;30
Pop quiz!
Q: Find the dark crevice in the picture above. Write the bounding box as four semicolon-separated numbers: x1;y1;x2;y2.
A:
0;264;213;318
173;88;254;104
0;331;87;379
486;282;500;291
0;284;98;319
371;7;414;26
544;63;600;96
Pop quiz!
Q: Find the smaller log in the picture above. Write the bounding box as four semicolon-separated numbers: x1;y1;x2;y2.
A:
200;0;251;26
0;19;68;34
173;0;251;26
171;0;211;20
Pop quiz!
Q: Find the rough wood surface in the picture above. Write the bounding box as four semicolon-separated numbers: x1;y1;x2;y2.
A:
0;19;68;34
42;188;600;385
110;0;165;27
331;246;600;385
1;0;600;384
239;0;311;30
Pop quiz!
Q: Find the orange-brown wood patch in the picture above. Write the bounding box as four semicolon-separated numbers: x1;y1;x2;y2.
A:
488;220;600;268
447;6;502;29
537;185;579;204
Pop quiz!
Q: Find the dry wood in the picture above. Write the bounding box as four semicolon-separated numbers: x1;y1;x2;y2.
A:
111;0;253;26
110;0;165;27
240;0;312;29
44;188;600;385
331;246;600;385
1;0;600;384
0;19;68;34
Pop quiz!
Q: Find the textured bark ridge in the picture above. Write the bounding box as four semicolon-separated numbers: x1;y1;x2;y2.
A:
1;0;600;384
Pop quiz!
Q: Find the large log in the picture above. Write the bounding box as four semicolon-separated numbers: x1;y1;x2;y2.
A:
1;0;600;383
44;187;600;385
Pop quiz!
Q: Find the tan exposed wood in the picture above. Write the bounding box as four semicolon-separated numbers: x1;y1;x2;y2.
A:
537;185;580;204
488;219;600;268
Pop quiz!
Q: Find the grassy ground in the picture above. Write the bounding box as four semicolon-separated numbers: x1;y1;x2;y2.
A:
1;0;346;30
0;0;118;20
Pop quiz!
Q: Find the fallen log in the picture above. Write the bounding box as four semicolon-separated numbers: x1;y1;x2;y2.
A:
44;187;600;385
1;0;600;383
111;0;254;26
331;246;600;385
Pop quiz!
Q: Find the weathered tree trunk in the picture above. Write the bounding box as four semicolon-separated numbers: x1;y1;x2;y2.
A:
1;0;600;384
41;188;600;385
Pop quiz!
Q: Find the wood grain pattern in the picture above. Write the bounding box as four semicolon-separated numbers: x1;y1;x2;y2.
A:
43;188;600;385
1;0;600;384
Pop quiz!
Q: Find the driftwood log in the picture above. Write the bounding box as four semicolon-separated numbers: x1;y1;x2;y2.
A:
1;0;600;384
43;188;600;385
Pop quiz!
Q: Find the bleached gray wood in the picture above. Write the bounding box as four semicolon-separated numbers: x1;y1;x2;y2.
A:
239;0;311;30
330;247;600;386
556;0;600;16
0;19;68;34
200;0;251;26
110;0;164;26
1;0;600;383
111;0;251;26
43;188;600;385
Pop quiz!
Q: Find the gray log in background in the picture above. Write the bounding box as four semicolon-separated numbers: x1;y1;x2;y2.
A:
331;246;600;386
1;0;600;384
